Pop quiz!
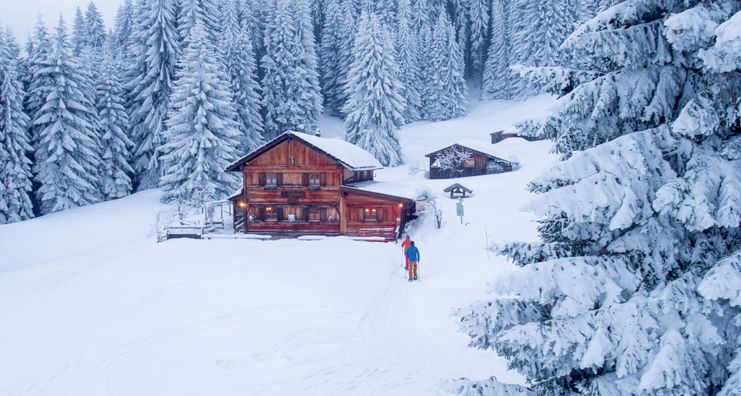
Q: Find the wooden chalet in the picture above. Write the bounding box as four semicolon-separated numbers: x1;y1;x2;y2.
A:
226;131;416;241
425;140;518;179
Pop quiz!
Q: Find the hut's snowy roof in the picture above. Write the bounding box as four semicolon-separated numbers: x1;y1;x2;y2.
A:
427;140;518;163
345;181;420;201
227;131;383;171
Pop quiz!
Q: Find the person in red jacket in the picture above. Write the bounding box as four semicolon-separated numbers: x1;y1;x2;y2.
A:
401;235;412;270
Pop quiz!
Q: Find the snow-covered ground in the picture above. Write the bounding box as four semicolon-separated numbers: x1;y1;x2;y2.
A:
0;96;557;395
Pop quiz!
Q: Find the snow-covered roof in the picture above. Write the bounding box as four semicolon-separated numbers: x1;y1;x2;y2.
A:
427;140;519;164
344;181;420;201
227;131;383;171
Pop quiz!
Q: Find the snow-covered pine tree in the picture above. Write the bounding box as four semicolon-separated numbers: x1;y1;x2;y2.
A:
0;30;34;224
466;0;491;75
395;0;422;123
457;2;741;394
33;17;103;215
241;0;265;63
221;0;265;153
126;0;179;190
343;11;404;166
425;10;467;121
510;0;579;68
24;17;52;144
177;0;221;49
72;7;87;56
85;1;107;49
261;0;322;137
319;0;352;116
481;0;515;99
289;0;323;129
161;22;241;206
96;46;134;200
114;0;135;51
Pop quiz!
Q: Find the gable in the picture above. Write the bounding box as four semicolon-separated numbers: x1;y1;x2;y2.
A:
227;132;383;171
247;138;339;168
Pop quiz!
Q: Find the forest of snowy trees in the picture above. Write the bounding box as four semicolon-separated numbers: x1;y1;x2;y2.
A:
0;0;605;222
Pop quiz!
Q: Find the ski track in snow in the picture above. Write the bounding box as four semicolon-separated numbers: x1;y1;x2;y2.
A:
0;97;558;395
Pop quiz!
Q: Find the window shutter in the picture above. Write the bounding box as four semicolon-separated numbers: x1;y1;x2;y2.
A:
276;173;283;186
302;173;309;186
303;207;310;221
320;208;327;221
377;209;384;222
258;173;266;186
258;207;266;220
276;207;284;220
319;173;326;186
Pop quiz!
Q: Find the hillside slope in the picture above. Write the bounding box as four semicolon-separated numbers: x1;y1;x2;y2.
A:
0;96;557;396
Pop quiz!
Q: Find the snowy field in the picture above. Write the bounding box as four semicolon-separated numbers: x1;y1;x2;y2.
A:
0;96;557;395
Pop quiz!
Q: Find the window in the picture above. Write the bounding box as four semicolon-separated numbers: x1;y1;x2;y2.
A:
265;173;278;187
308;208;321;222
463;157;475;168
362;208;379;222
309;173;322;188
264;206;278;221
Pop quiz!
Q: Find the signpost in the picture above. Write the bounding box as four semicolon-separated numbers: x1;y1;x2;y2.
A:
456;199;464;224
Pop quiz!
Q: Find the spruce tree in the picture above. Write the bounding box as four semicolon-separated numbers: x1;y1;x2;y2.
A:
0;30;34;223
319;0;352;116
481;0;514;99
457;2;741;394
467;0;490;74
72;7;87;56
85;1;107;49
343;11;404;167
289;0;323;129
96;46;134;199
24;17;52;144
510;0;579;67
395;0;422;123
177;0;221;50
261;0;321;137
426;11;467;121
33;17;103;215
222;0;265;153
161;23;241;206
126;0;179;190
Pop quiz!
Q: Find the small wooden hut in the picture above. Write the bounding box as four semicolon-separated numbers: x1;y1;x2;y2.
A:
425;140;518;179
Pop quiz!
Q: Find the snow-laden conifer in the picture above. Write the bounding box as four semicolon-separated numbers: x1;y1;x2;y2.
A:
261;0;321;137
481;0;515;99
33;17;103;215
343;11;404;166
178;0;221;49
96;47;134;200
72;7;86;56
24;17;52;144
126;0;179;190
319;0;353;116
0;30;34;224
425;11;467;121
161;22;241;206
85;1;107;49
457;2;741;394
395;0;422;123
466;0;490;74
221;0;265;153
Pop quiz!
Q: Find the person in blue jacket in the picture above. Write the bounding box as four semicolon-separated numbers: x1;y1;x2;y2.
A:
405;241;420;281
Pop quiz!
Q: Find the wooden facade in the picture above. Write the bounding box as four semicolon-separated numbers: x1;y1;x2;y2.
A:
426;143;517;180
227;132;415;241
